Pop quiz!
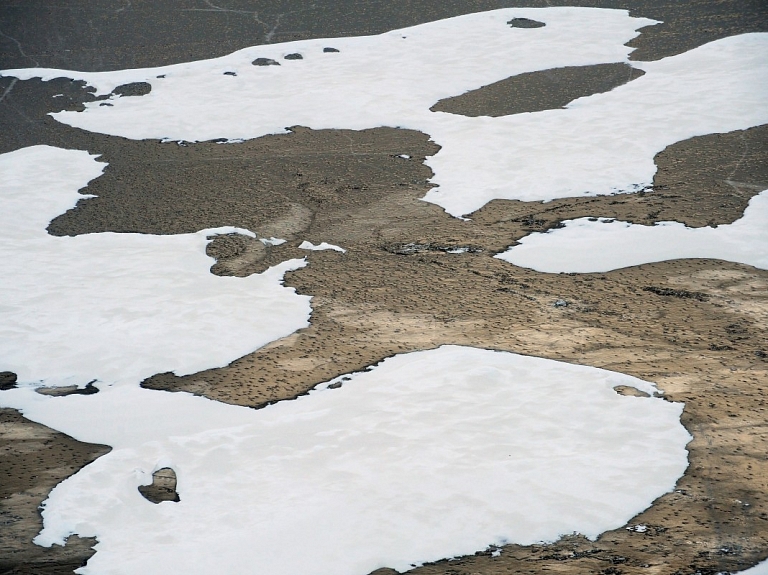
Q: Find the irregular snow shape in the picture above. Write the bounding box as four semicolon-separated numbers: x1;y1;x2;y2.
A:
260;236;287;246
495;190;768;273
0;146;311;386
1;345;691;575
3;10;766;217
299;240;346;253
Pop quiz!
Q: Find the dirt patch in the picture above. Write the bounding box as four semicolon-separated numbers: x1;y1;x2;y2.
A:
0;408;110;575
46;126;439;239
431;63;644;117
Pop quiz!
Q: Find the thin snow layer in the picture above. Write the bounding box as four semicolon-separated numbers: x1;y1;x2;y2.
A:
496;190;768;273
1;346;691;575
0;146;311;386
8;9;766;215
299;240;347;253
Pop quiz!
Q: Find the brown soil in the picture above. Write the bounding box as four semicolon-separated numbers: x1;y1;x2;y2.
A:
0;409;109;575
431;63;645;117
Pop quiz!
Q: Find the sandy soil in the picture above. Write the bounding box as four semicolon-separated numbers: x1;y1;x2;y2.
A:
1;1;767;573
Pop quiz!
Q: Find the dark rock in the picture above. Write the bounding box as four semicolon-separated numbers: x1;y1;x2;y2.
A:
508;17;545;28
252;58;280;66
323;47;340;53
139;468;180;504
0;371;17;390
112;82;152;97
284;53;303;60
643;286;709;301
36;381;100;396
223;71;237;76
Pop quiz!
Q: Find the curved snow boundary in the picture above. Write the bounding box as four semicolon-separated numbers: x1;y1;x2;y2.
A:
2;10;766;217
0;146;311;387
299;240;346;253
496;190;768;273
1;345;690;575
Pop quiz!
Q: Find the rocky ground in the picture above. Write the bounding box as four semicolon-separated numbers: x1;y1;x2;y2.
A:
1;1;767;573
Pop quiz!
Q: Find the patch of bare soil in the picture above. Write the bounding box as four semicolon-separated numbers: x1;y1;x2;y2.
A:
430;63;645;117
0;408;110;575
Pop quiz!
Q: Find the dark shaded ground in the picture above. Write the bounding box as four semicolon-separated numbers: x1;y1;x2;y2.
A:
431;62;645;117
138;468;180;504
1;0;767;72
0;409;109;575
1;1;767;574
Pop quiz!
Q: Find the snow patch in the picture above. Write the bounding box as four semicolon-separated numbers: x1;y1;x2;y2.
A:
1;345;690;575
299;240;346;253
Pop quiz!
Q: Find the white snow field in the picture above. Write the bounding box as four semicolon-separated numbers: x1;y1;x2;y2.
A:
4;8;767;216
1;346;691;575
0;146;311;387
496;190;768;273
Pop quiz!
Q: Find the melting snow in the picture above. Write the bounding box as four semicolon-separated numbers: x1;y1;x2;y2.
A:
496;191;768;273
260;236;287;246
1;346;690;575
299;240;347;253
